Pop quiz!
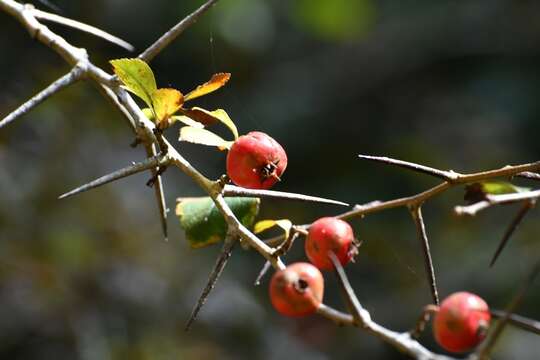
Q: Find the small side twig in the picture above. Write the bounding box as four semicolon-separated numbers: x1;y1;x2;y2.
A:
0;65;84;129
144;143;169;242
455;190;540;216
185;234;236;331
410;205;440;305
489;200;535;267
138;0;220;62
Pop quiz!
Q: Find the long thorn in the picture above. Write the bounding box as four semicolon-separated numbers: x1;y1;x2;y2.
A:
139;0;220;62
358;155;459;181
1;66;83;129
33;8;134;51
516;171;540;181
145;144;168;241
410;206;439;305
185;236;236;331
223;185;349;207
489;200;534;267
59;155;166;199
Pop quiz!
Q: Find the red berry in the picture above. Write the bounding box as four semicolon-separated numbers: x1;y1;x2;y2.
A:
269;262;324;317
305;217;356;270
433;292;491;353
226;131;287;189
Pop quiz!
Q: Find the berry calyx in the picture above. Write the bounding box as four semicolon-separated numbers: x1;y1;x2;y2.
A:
433;292;491;353
305;217;357;271
226;131;287;189
269;262;324;317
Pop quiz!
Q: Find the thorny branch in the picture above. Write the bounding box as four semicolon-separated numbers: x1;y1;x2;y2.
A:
1;0;539;359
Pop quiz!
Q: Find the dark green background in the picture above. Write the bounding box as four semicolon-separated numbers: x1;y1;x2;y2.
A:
0;0;539;359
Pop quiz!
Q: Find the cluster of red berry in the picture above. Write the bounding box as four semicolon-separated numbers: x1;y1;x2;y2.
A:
226;132;491;354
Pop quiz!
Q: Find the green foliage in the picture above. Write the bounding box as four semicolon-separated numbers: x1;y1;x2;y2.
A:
176;197;260;248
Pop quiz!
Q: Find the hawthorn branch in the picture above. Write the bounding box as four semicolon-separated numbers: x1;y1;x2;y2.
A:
323;253;456;360
517;172;540;181
138;0;220;62
0;65;84;129
491;310;540;336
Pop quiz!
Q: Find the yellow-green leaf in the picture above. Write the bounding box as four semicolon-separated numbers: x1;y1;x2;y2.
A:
110;58;157;109
184;72;231;101
179;126;233;150
188;107;238;140
176;197;260;248
153;88;184;122
254;219;292;240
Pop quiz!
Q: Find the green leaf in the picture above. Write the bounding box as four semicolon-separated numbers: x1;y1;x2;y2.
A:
179;126;233;150
153;88;184;123
142;107;155;120
465;181;531;203
110;58;157;109
176;197;260;248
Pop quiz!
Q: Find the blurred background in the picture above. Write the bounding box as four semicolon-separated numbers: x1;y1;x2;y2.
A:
1;0;539;359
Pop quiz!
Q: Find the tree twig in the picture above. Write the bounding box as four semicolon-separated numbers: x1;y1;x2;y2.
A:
455;190;540;216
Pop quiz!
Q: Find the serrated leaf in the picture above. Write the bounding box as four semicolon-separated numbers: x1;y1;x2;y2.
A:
187;107;238;140
184;72;231;101
254;219;292;240
465;181;531;203
176;197;260;248
179;126;233;150
153;88;184;123
110;58;157;109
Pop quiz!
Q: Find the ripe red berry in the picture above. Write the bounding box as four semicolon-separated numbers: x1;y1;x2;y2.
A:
433;292;491;353
305;217;357;271
269;262;324;317
226;131;287;189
